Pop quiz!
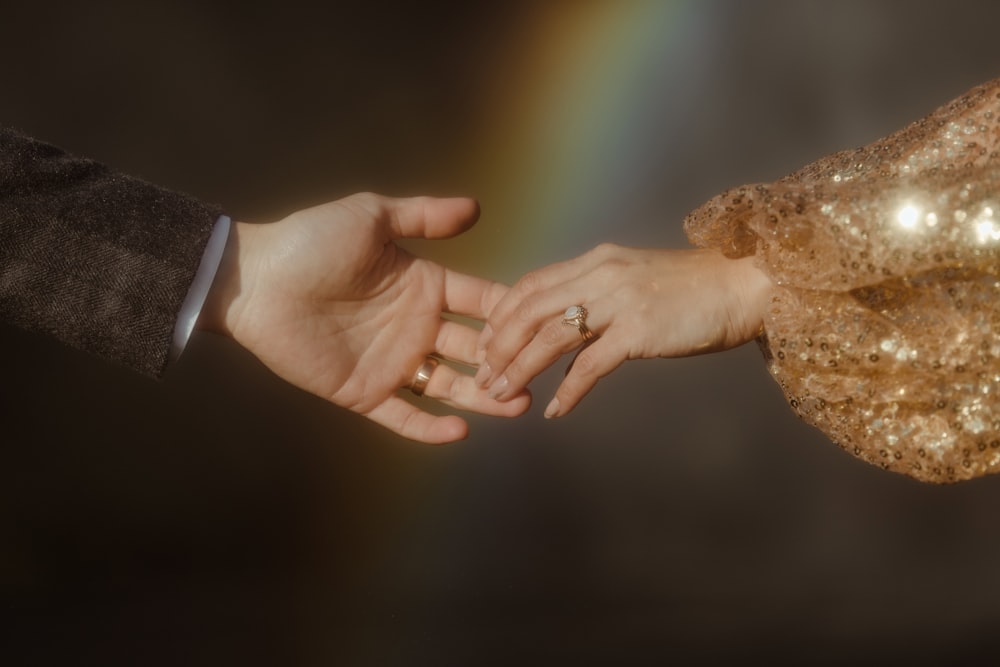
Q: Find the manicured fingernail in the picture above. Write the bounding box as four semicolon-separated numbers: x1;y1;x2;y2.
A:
488;374;509;399
478;323;493;350
544;397;560;419
474;361;492;387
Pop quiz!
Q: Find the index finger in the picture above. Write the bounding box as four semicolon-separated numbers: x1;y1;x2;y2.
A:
443;267;509;319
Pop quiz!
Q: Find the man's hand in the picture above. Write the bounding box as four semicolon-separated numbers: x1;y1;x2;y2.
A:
199;192;530;444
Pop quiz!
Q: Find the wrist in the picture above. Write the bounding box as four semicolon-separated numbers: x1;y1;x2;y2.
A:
731;254;773;339
197;220;251;340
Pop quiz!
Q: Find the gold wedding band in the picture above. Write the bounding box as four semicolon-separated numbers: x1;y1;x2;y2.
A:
409;356;439;397
562;305;594;342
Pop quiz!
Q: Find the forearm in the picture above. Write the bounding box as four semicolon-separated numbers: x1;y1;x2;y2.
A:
0;127;223;377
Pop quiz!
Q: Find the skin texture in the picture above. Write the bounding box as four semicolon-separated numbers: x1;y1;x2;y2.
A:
198;192;530;444
476;244;774;418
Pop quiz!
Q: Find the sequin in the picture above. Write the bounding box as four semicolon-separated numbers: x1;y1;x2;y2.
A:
685;79;1000;483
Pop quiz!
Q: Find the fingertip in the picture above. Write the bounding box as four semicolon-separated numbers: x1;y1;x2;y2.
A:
427;415;469;444
543;392;580;419
366;397;470;445
549;378;587;419
430;196;480;235
460;196;481;224
387;195;480;241
447;196;480;235
499;389;532;416
543;396;560;419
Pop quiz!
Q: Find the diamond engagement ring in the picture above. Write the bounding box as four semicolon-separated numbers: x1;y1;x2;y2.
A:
562;305;595;342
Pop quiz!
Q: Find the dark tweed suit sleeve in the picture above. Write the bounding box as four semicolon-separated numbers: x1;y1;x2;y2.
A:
0;127;224;378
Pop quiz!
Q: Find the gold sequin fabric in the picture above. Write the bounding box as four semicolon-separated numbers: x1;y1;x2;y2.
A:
684;79;1000;483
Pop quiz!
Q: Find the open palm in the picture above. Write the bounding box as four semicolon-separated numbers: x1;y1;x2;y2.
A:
205;193;530;443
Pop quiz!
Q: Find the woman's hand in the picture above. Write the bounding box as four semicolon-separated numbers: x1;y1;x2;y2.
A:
476;244;773;418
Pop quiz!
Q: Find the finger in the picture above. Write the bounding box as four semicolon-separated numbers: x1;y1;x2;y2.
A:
423;362;532;417
478;257;588;351
478;277;606;388
435;319;481;366
484;308;600;401
365;395;469;444
478;245;616;352
543;335;627;419
443;268;509;319
384;195;480;241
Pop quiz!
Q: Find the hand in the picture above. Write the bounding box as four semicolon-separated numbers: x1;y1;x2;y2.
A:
475;244;773;418
198;192;530;444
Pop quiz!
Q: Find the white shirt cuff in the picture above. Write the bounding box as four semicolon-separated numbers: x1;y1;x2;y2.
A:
169;214;232;363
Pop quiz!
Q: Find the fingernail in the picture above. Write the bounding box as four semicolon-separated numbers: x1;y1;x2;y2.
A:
543;397;560;419
474;361;492;387
488;374;509;399
478;323;493;350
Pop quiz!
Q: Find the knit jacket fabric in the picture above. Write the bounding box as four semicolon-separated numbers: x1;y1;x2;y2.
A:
0;127;222;377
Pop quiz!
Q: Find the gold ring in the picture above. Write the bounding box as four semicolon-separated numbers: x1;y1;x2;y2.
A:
562;305;594;342
409;356;439;397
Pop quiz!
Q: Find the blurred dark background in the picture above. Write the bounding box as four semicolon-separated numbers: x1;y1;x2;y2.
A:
3;1;1000;664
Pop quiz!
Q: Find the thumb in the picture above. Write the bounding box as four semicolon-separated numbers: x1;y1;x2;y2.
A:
385;195;481;241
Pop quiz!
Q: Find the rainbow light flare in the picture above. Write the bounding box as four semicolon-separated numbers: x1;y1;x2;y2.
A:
461;0;701;279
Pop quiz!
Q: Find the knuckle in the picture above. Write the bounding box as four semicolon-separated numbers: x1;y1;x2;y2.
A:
538;320;567;346
351;191;381;210
436;327;461;360
591;242;622;258
515;269;544;295
436;323;452;348
503;356;526;381
512;298;538;325
341;192;384;222
398;409;421;438
446;374;463;402
569;349;599;377
482;282;508;319
591;259;625;283
484;336;516;368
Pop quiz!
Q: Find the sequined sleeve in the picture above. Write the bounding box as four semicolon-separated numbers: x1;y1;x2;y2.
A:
684;79;1000;483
